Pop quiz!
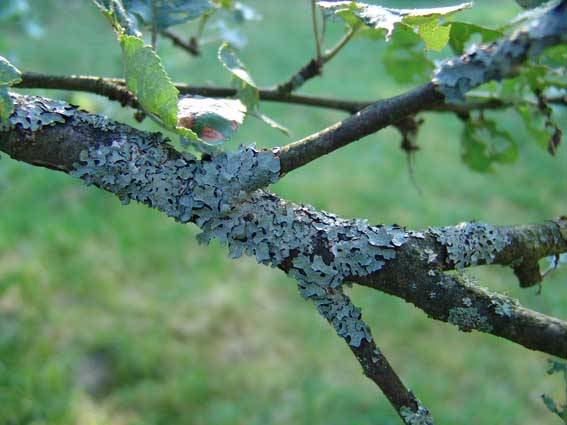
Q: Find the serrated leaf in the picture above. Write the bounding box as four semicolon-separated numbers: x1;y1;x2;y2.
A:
462;118;518;172
0;86;14;123
449;22;501;55
382;27;434;84
177;96;245;143
123;0;214;30
120;34;180;129
318;1;472;50
0;55;21;86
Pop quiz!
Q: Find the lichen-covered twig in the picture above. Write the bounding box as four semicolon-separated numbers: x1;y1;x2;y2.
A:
278;1;567;175
434;0;567;102
1;94;566;420
310;288;433;424
2;94;567;353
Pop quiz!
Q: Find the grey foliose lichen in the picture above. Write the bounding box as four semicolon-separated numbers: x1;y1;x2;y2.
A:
429;221;510;269
433;1;567;102
448;306;493;332
0;93;76;132
71;128;408;347
400;403;434;425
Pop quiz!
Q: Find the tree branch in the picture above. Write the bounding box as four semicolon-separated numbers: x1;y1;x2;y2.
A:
161;29;200;56
1;94;566;357
278;83;443;173
309;288;433;423
278;1;567;174
1;94;567;420
274;27;357;95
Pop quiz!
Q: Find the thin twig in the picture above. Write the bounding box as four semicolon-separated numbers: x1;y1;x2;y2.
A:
275;26;357;95
161;30;200;56
311;0;322;60
322;26;356;63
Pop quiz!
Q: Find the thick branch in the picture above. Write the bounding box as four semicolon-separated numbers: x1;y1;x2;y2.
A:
1;95;566;361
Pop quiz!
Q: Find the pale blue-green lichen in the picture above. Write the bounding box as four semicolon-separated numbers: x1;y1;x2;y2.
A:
0;93;76;132
429;221;510;269
448;306;493;332
68;119;408;347
490;295;517;317
400;403;434;425
433;1;567;102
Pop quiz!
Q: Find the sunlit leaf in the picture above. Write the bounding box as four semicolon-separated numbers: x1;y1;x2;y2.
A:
0;56;21;123
0;55;21;86
177;96;245;143
120;34;181;129
318;1;472;50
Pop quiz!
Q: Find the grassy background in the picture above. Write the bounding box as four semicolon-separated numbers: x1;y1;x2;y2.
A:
1;0;567;424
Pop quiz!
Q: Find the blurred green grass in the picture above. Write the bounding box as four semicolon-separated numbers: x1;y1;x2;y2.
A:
1;0;566;424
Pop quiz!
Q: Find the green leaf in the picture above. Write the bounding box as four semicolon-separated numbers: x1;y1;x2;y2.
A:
92;0;140;35
405;16;451;52
448;22;501;55
461;118;518;172
0;55;21;86
218;42;259;108
382;27;434;84
0;86;14;123
516;104;556;150
120;34;181;129
123;0;214;30
317;1;472;50
0;56;21;123
217;43;288;136
177;96;245;143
